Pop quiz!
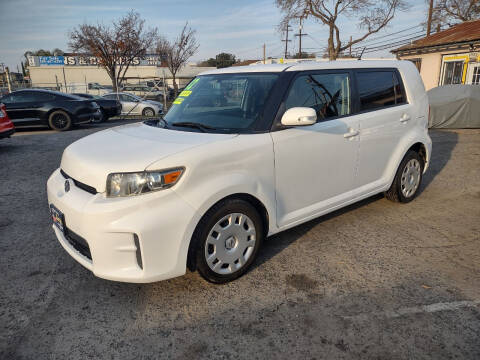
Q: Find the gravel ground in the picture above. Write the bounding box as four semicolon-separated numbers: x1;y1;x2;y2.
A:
0;122;479;359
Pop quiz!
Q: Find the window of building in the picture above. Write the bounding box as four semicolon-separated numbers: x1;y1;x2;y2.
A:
357;71;405;111
472;66;480;85
442;61;464;85
285;72;351;121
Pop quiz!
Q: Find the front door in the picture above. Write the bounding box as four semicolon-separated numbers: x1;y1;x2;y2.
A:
1;92;41;126
271;71;359;228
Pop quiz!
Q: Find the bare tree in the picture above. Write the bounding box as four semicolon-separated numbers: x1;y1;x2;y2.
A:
156;23;199;96
69;11;158;91
276;0;406;60
436;0;480;24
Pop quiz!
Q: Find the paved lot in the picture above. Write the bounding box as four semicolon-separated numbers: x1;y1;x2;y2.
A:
1;122;479;359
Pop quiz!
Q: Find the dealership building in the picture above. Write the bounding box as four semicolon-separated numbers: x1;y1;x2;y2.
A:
27;54;214;92
392;20;480;90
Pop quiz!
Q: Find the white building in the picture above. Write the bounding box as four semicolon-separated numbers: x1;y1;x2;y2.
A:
27;55;214;92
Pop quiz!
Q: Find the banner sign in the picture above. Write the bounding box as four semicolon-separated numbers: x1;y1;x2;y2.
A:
39;56;64;65
32;55;163;67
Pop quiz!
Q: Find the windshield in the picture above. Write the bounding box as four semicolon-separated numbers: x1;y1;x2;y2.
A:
163;73;279;132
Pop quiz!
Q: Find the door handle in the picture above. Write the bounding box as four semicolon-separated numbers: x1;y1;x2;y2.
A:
400;113;411;123
343;128;359;139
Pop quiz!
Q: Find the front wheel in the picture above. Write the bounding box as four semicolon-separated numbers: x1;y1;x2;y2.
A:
385;150;424;203
48;110;72;131
194;199;264;284
142;107;155;117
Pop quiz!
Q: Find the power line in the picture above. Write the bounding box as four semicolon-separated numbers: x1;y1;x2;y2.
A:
355;24;424;45
352;29;426;50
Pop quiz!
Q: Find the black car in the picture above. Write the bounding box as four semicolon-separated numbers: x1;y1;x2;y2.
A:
73;93;122;122
0;89;101;131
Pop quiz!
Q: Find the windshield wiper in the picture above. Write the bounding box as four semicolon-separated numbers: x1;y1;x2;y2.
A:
171;121;217;132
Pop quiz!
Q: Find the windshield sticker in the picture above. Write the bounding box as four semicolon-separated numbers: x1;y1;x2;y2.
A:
179;90;192;97
173;97;184;105
185;78;199;90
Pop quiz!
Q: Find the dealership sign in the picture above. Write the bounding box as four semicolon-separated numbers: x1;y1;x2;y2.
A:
29;55;163;67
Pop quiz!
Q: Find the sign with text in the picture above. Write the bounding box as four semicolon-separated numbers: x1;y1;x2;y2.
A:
32;55;164;67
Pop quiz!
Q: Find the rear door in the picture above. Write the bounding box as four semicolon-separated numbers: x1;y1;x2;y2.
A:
353;69;411;188
120;94;140;114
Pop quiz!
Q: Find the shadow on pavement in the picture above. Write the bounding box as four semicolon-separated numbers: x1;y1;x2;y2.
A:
254;129;458;272
419;129;458;194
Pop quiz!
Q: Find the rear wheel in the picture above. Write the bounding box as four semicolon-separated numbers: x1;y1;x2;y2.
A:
385;150;424;203
194;199;264;283
48;110;72;131
142;107;155;117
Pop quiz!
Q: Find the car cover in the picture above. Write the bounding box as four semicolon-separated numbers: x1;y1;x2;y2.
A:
428;85;480;128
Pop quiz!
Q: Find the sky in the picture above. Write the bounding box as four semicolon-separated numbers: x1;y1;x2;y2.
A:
0;0;426;71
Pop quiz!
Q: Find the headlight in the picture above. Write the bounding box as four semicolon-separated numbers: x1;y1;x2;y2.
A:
106;167;184;197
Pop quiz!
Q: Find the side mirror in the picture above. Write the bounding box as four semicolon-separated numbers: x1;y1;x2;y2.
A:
281;107;317;126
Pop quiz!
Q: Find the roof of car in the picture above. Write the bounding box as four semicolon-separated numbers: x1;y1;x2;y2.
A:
199;59;408;76
12;88;81;99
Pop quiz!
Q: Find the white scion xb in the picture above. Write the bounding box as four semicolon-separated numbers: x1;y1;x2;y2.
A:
47;60;431;284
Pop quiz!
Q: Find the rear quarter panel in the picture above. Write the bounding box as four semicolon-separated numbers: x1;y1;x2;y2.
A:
383;61;431;184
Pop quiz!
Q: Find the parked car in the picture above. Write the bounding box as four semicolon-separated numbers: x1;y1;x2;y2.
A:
72;93;121;122
0;103;15;139
67;82;110;96
0;89;101;131
102;92;163;116
47;60;431;284
121;84;164;101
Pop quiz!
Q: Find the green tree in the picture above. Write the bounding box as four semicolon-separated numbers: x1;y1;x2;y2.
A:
215;53;237;68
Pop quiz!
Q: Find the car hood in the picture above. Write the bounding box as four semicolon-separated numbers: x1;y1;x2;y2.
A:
60;122;237;192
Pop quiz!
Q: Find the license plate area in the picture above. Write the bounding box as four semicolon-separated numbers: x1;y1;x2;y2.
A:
50;204;66;233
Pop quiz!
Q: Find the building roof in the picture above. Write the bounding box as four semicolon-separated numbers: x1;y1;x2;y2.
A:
392;20;480;53
232;60;259;66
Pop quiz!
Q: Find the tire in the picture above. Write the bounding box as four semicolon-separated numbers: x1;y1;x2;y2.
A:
142;107;155;117
48;110;72;131
99;109;108;123
193;199;264;284
385;150;424;203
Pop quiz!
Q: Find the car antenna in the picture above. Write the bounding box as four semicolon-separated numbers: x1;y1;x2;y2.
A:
357;47;366;60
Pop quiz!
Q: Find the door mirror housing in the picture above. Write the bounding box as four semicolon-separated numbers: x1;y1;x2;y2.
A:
281;107;317;126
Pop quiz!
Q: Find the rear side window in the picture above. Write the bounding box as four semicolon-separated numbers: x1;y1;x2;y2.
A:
357;71;406;111
285;72;351;121
32;92;56;102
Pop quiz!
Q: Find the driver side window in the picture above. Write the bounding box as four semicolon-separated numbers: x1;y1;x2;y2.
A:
285;73;351;121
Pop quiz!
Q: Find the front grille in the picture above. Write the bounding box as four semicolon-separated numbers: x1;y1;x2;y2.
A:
60;169;97;195
65;227;92;260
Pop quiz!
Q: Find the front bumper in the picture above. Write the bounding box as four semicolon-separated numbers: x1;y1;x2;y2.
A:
47;168;198;283
0;127;15;139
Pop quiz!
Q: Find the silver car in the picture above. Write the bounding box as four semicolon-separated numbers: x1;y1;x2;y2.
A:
102;92;163;116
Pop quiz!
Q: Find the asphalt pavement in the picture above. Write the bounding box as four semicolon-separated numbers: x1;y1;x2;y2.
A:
1;121;479;359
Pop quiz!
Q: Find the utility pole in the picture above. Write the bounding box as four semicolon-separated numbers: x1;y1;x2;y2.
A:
5;67;12;93
263;43;266;64
295;17;308;58
427;0;434;36
349;36;352;57
282;22;292;59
